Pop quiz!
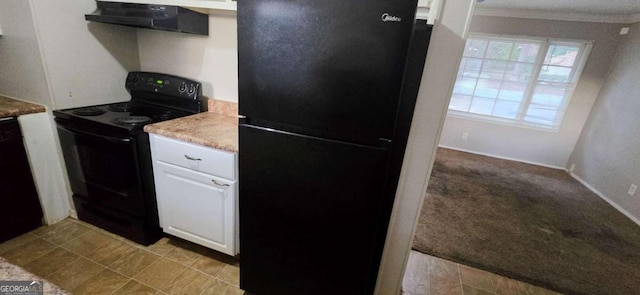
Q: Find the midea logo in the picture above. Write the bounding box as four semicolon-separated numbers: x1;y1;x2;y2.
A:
381;13;402;22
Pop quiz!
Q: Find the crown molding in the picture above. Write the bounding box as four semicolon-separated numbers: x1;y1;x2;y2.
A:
474;8;640;24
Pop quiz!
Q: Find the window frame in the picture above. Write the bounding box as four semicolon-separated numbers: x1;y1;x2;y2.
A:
447;33;593;131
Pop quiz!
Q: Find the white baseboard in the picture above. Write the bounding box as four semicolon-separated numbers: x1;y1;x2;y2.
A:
438;145;566;170
69;209;78;220
570;172;640;227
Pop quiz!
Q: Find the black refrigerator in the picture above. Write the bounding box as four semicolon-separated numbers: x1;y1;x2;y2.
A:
238;1;432;294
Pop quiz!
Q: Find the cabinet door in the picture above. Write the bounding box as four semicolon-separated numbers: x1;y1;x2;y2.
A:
155;161;236;255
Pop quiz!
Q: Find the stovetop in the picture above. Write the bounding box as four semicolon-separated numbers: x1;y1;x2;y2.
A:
53;101;195;134
53;72;206;135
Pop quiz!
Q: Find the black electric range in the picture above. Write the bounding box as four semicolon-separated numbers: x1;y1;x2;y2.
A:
53;72;207;245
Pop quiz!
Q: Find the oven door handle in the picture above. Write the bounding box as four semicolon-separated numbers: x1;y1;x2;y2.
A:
57;125;133;144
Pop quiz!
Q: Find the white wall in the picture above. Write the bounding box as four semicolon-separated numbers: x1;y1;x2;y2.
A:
137;14;238;103
19;113;71;224
569;22;640;222
30;0;140;109
0;0;51;107
376;0;476;293
438;16;626;168
0;0;141;224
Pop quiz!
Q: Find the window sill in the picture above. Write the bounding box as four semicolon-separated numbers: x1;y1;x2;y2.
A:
446;111;561;133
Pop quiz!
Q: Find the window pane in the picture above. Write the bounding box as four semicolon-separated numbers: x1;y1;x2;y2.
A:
448;36;587;130
475;79;500;98
486;41;514;60
453;77;477;96
539;65;572;82
493;100;520;119
506;62;534;77
498;81;527;102
544;45;579;66
481;60;508;79
510;43;540;63
449;94;472;112
504;74;531;83
531;85;566;107
470;97;495;115
462;58;483;78
464;39;488;58
525;104;557;126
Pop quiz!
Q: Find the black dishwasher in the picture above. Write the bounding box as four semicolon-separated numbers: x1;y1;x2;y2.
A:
0;117;43;242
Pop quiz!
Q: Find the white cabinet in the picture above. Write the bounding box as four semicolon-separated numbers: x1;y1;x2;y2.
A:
98;0;237;11
150;134;238;255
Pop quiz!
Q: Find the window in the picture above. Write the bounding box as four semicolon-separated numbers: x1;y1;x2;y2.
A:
448;35;592;130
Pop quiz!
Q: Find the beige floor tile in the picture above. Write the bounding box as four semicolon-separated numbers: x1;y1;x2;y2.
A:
403;251;430;295
524;283;561;295
108;248;161;277
47;257;105;291
217;265;240;286
428;257;462;295
224;285;245;295
30;219;75;236
88;238;137;266
145;237;177;256
463;284;494;295
191;255;228;277
2;238;57;266
165;247;201;266
135;257;187;290
0;233;38;255
200;279;231;295
22;247;80;277
492;274;529;295
38;220;91;245
459;265;495;293
62;229;116;257
113;280;160;295
71;268;130;295
163;267;212;295
430;277;463;295
429;256;460;279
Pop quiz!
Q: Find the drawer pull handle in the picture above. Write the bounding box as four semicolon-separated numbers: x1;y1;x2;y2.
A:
184;155;202;161
212;180;230;187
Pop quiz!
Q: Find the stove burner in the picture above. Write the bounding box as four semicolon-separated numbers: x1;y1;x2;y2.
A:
108;103;131;112
72;107;106;116
158;111;177;121
115;116;152;125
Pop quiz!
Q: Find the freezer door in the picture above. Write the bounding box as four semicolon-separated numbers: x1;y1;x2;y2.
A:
239;125;390;295
238;0;418;145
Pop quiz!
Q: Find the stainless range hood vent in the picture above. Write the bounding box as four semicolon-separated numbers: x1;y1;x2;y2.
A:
85;1;208;35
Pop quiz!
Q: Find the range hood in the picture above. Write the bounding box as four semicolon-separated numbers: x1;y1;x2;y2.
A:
85;1;208;35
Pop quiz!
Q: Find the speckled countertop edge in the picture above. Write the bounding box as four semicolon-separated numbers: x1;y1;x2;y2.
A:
0;95;46;118
144;112;239;153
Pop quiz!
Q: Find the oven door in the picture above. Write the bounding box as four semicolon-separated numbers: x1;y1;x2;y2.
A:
57;122;145;216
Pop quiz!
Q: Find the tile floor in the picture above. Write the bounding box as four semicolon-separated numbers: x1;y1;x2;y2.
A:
0;218;242;295
402;251;562;295
1;218;563;295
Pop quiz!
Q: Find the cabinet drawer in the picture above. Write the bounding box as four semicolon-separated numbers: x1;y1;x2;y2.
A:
151;135;236;180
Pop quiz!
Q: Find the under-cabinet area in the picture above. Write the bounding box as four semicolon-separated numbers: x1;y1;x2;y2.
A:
149;132;238;256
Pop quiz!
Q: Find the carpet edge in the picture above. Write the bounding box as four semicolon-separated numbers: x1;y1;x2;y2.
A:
570;172;640;227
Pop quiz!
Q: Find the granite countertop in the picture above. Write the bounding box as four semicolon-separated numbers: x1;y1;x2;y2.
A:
0;95;46;118
144;112;239;153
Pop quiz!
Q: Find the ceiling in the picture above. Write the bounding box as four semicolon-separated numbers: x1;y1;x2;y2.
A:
475;0;640;23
